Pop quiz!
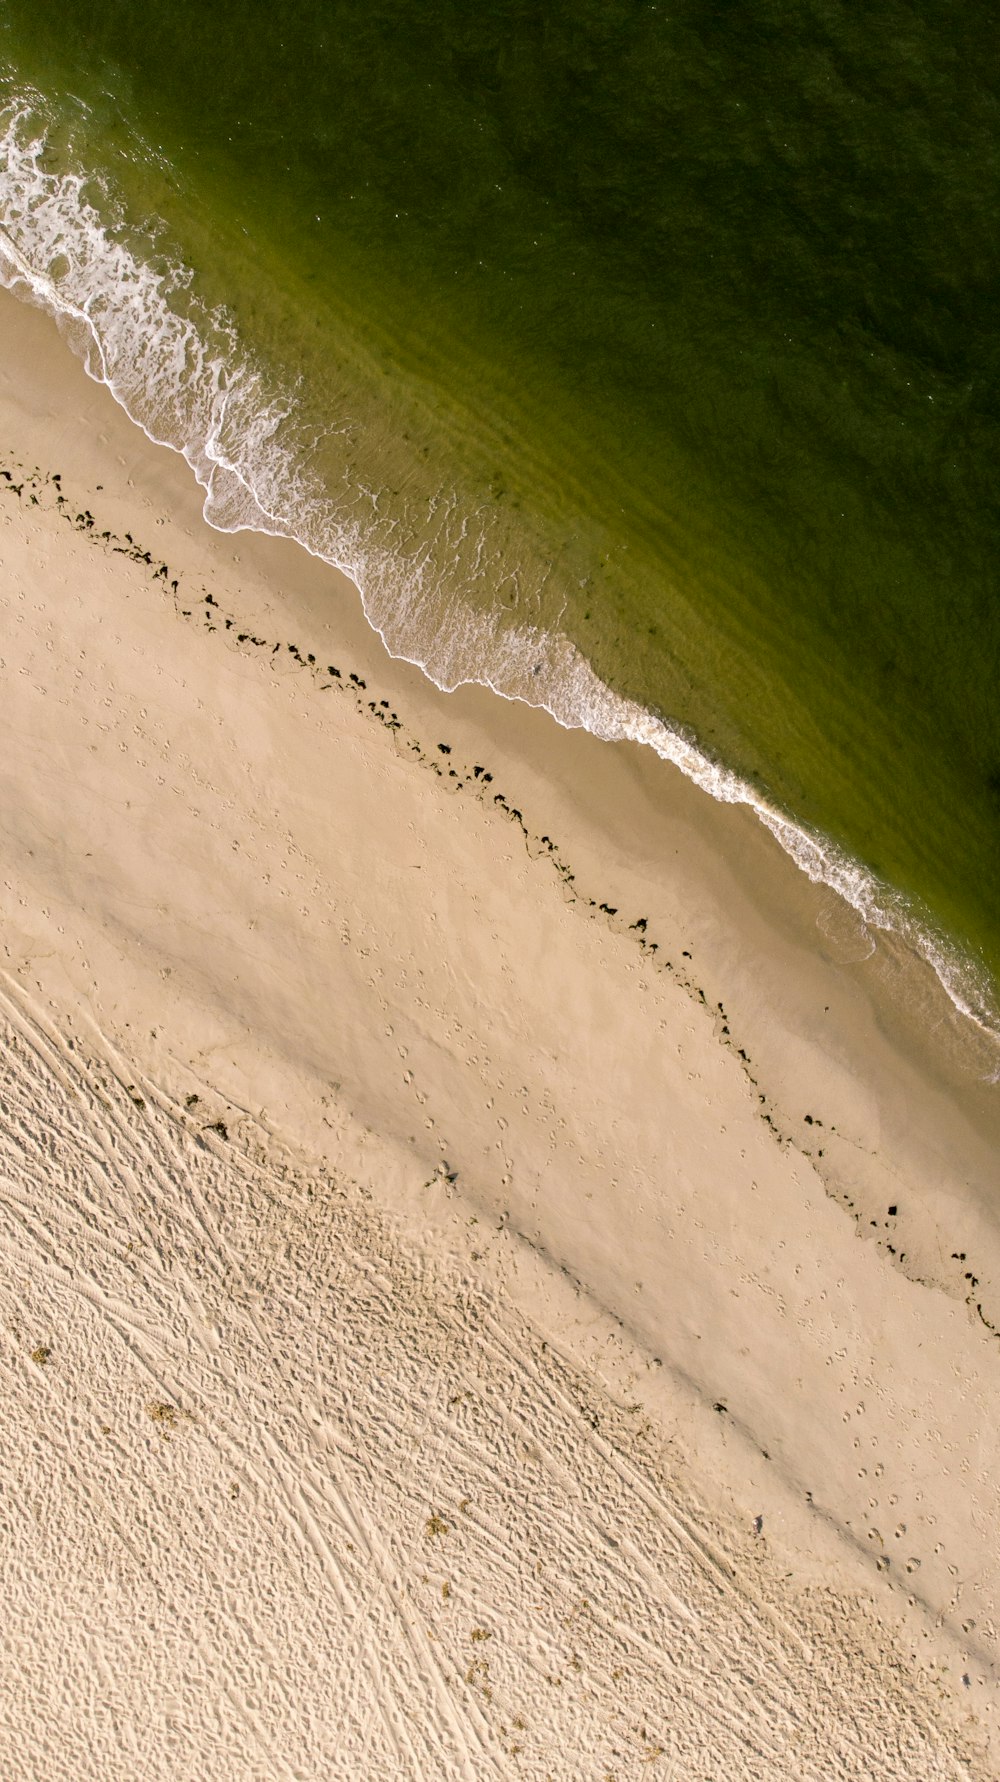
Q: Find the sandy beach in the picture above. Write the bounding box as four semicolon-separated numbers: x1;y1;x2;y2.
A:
1;282;1000;1778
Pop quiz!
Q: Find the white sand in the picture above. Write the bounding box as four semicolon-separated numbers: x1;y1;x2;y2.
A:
1;284;1000;1779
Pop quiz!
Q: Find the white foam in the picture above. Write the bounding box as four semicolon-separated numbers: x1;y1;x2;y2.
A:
2;89;996;1048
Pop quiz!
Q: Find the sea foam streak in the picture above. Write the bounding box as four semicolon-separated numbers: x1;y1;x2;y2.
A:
1;91;996;1049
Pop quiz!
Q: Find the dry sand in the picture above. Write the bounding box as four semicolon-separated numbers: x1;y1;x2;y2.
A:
1;282;999;1779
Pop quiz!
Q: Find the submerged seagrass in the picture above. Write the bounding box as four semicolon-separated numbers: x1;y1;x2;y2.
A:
1;0;998;1011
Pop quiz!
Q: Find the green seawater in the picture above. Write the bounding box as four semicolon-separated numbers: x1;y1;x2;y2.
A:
1;2;998;1014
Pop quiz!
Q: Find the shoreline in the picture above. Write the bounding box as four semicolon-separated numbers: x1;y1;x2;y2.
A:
0;147;995;1038
2;283;1000;1773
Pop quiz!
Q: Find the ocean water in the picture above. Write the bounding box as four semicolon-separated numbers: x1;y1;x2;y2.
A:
1;3;998;1032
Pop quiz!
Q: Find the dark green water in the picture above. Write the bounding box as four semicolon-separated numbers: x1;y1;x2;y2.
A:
2;2;998;1016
